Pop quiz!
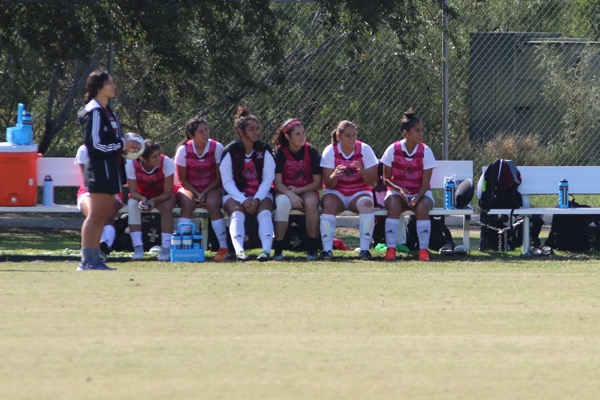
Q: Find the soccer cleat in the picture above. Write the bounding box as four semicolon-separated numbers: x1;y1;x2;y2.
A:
149;245;162;254
273;254;284;261
306;251;318;261
84;260;117;271
132;246;144;260
100;241;111;256
76;262;89;271
319;250;334;261
158;247;170;261
257;251;271;262
92;261;116;270
358;250;372;261
384;247;397;261
419;249;430;261
236;251;249;261
213;247;229;262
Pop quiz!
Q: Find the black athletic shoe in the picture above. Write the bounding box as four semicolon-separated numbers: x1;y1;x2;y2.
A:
236;251;249;261
320;250;334;261
358;250;372;261
100;241;111;256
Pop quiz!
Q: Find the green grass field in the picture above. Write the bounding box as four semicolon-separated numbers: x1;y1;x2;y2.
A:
2;228;600;399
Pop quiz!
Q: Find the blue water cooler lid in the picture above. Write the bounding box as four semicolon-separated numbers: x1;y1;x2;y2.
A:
0;142;38;153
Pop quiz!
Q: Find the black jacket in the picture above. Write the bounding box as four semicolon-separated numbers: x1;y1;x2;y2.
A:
77;100;126;194
222;140;273;193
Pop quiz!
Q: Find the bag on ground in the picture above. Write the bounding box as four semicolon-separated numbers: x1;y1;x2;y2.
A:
407;215;454;251
283;214;311;251
545;197;600;251
113;213;162;252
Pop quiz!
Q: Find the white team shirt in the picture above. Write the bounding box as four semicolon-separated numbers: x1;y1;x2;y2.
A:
320;141;379;170
174;140;224;167
75;145;88;165
380;139;437;170
125;156;176;180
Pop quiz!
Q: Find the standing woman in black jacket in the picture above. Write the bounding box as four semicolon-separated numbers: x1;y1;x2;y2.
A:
77;70;138;271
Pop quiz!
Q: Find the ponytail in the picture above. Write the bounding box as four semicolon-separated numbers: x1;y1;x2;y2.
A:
85;70;111;104
400;108;421;133
234;105;260;135
177;117;208;148
273;119;302;148
332;120;357;143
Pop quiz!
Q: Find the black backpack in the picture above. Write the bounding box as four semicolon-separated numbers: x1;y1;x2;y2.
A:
479;159;523;251
479;159;523;211
545;197;600;252
407;215;454;251
113;213;162;252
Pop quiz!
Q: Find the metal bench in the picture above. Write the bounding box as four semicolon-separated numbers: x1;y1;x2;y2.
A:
0;157;475;252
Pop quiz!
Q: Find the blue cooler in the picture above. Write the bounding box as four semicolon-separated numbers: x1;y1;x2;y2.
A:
170;222;205;262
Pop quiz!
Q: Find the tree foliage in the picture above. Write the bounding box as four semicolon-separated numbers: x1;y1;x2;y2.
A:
0;0;597;167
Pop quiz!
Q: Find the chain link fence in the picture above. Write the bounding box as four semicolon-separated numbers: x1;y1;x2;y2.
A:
158;1;598;163
452;0;600;170
152;0;598;204
157;1;435;160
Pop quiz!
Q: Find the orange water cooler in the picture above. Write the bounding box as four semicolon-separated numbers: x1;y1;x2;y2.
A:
0;142;39;206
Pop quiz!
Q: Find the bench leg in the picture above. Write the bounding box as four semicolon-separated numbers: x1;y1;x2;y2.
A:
201;214;209;252
463;215;470;252
522;215;531;255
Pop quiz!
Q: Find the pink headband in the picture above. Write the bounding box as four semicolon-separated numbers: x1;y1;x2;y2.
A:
283;119;302;134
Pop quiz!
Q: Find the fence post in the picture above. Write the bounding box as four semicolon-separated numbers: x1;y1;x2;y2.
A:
442;0;449;160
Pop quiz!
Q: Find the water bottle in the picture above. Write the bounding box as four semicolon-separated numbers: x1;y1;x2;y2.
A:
192;231;202;249
182;232;192;249
42;175;54;206
444;177;456;209
559;179;569;208
171;231;182;249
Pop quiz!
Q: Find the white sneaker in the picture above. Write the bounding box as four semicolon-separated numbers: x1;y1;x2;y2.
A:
158;247;170;261
132;246;144;260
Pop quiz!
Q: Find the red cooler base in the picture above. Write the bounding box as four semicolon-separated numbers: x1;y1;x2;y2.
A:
0;143;39;206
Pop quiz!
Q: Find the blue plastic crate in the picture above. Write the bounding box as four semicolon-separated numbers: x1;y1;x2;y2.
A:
170;246;205;262
170;222;205;262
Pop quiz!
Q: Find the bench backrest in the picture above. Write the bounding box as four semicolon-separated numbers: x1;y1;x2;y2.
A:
517;166;600;195
428;160;473;188
38;157;473;189
38;157;82;187
479;165;600;207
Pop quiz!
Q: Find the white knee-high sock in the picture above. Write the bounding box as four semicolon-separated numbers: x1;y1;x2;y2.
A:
397;216;407;245
385;218;399;248
416;219;431;250
161;233;172;249
101;225;116;246
131;231;143;248
229;211;245;254
211;218;228;249
359;213;375;251
320;214;336;252
257;210;274;252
